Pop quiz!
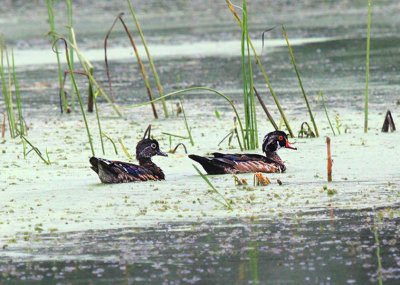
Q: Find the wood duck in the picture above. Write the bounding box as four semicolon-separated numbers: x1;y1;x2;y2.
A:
189;130;296;174
89;125;167;183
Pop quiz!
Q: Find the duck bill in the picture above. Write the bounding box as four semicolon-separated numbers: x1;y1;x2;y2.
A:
157;150;168;157
285;140;297;150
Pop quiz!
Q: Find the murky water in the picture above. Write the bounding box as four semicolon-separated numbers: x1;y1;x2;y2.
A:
1;0;400;284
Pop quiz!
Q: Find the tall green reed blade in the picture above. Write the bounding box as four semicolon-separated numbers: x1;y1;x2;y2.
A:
193;164;233;210
123;87;245;151
0;39;16;137
11;49;26;156
126;0;169;118
364;0;372;133
179;97;194;146
240;0;257;149
226;0;294;138
103;133;118;155
104;13;158;118
318;90;336;136
18;132;51;165
93;91;105;155
48;29;122;117
87;67;94;112
66;0;75;111
282;26;319;137
46;0;67;113
56;38;95;156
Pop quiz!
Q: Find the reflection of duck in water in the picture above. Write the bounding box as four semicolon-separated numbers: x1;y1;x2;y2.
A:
89;125;167;183
189;131;296;174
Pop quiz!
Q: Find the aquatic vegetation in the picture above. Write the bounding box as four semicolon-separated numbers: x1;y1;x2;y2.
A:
46;0;67;113
241;0;258;150
364;0;372;133
282;26;319;137
193;164;233;210
18;132;51;165
125;87;246;151
381;110;396;132
317;90;336;136
253;87;278;130
102;133;118;155
179;97;194;146
326;137;332;182
0;37;16;137
105;13;158;118
234;175;248;185
253;173;271;186
126;0;169;118
298;122;316;138
169;143;187;154
226;0;294;138
118;138;133;160
56;38;95;156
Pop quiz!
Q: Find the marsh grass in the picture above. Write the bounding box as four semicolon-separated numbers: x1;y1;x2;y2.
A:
126;0;169;118
11;49;27;157
282;26;319;137
226;0;294;138
118;138;133;160
124;87;245;151
46;0;67;113
241;0;258;150
179;97;194;146
1;38;16;137
373;217;384;285
48;28;122;117
66;0;75;111
104;13;158;118
102;133;118;155
93;91;105;155
192;164;233;210
18;132;51;165
364;0;372;133
317;90;336;136
56;38;95;156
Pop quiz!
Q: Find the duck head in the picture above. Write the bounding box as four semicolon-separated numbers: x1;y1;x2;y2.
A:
136;125;168;159
262;130;297;153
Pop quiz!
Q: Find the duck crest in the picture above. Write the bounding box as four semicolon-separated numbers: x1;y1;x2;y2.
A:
89;125;167;183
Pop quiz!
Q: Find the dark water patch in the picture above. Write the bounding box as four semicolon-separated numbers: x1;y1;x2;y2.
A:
1;207;399;284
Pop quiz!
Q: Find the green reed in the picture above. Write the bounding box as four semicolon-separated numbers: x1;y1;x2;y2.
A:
118;138;133;160
48;29;122;117
241;0;258;149
193;164;233;210
66;0;75;111
364;0;372;133
102;133;118;155
105;13;158;118
93;91;105;155
179;97;194;146
46;0;67;113
57;38;95;156
373;217;383;285
282;26;319;137
123;87;245;151
126;0;169;118
11;49;27;156
226;0;294;138
19;132;51;165
318;90;335;136
0;38;16;137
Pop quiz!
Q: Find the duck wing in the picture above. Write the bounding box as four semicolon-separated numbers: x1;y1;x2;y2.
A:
90;157;160;183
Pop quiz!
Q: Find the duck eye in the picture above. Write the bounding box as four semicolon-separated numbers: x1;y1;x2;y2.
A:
278;136;283;141
151;143;157;149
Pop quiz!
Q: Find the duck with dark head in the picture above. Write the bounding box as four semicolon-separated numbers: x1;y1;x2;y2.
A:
189;130;296;175
89;125;167;183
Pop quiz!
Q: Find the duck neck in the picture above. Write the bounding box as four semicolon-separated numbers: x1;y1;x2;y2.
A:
138;156;165;179
138;156;154;166
265;150;286;171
